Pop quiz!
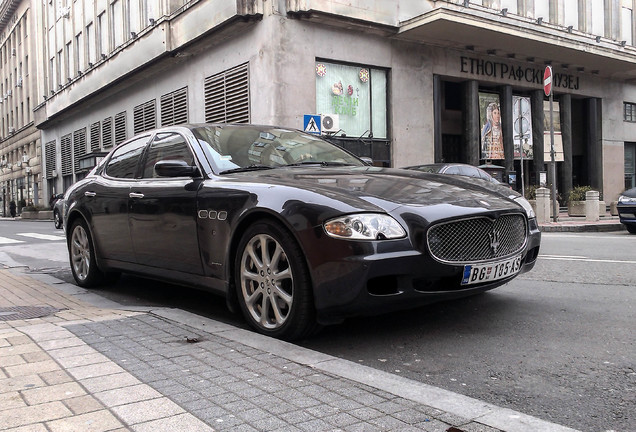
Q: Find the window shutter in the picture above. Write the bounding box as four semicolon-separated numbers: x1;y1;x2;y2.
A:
90;121;101;151
61;134;72;176
134;100;156;134
160;87;188;126
103;117;113;148
204;63;249;123
45;140;56;179
114;111;127;145
73;128;87;173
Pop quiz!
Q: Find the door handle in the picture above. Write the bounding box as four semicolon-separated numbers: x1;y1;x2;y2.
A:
84;191;96;197
129;192;145;199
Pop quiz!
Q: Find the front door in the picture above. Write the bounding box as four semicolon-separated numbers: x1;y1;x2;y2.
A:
129;132;203;274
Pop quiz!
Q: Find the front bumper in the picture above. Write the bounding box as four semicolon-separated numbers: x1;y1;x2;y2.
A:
309;219;541;325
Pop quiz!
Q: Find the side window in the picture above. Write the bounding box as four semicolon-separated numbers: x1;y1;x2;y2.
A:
459;166;479;178
142;132;195;178
105;136;149;178
444;166;461;175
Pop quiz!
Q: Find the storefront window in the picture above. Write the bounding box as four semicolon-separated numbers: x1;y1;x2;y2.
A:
315;61;387;139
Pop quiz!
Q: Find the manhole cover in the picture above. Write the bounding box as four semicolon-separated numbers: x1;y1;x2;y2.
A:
0;306;65;321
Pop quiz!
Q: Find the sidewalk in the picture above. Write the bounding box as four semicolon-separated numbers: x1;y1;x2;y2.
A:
537;211;625;232
0;268;580;432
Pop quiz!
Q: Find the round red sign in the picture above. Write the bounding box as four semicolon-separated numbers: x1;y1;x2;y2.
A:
543;66;553;97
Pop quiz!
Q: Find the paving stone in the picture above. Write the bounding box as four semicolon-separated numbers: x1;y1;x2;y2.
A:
5;360;60;378
46;409;124;432
21;382;86;405
0;391;27;410
63;394;105;415
1;401;72;429
39;370;74;386
2;423;49;432
67;361;126;380
95;384;162;407
131;413;214;432
80;372;141;393
1;354;26;367
0;374;46;393
111;396;185;425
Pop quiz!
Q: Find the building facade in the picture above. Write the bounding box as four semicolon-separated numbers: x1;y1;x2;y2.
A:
32;0;636;205
0;0;41;216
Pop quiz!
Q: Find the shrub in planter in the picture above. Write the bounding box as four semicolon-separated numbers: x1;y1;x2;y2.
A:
567;186;605;216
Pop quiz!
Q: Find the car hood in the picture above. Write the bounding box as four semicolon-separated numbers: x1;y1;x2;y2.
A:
222;166;522;215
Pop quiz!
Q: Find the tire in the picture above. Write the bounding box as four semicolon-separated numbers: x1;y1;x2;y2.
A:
53;210;62;229
68;219;109;288
235;221;316;340
626;224;636;234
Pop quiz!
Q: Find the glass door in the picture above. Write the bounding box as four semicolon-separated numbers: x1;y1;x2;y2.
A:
625;142;635;189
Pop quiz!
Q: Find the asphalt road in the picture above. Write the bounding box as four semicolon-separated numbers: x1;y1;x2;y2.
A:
1;219;634;432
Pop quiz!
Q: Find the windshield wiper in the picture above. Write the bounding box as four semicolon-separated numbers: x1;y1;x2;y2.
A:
220;164;274;174
284;161;355;167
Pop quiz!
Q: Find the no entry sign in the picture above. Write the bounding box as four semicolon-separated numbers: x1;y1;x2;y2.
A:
543;66;553;97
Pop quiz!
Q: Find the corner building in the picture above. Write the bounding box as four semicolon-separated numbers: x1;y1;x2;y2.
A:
35;0;636;204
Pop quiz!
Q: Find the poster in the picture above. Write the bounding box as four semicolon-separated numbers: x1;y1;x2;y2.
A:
513;96;533;159
479;92;505;160
543;100;564;162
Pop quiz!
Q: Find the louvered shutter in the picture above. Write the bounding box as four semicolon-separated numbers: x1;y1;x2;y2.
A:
73;128;87;172
103;117;113;148
90;122;101;151
134;100;157;134
45;141;56;179
114;111;127;145
61;134;72;176
204;63;249;123
160;87;188;126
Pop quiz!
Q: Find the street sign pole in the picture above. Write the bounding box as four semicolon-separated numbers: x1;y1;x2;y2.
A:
517;99;525;198
544;65;558;222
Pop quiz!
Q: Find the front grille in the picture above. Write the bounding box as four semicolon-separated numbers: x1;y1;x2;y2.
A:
427;214;527;263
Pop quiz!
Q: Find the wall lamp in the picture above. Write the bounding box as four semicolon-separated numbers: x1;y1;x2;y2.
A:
595;36;601;42
536;17;543;25
463;0;470;7
500;8;507;16
131;32;138;39
567;25;573;33
620;40;627;47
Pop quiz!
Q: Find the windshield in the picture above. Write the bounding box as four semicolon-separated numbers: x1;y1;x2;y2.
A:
192;125;365;173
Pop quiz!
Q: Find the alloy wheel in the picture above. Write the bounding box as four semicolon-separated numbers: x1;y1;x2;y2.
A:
70;224;91;282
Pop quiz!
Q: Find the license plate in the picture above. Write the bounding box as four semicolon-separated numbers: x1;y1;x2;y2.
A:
461;255;522;286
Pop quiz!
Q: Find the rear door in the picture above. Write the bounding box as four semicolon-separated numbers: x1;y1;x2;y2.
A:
128;132;203;274
89;136;149;263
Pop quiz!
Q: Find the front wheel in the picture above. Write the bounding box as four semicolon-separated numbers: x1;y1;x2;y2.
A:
235;221;316;340
68;219;109;287
626;224;636;234
54;210;62;229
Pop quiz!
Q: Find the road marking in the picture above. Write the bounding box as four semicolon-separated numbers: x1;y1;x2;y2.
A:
17;233;65;241
0;236;24;244
539;254;636;264
542;233;631;240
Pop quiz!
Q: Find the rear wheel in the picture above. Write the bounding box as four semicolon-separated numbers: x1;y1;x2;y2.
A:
626;224;636;234
53;210;62;229
235;221;316;340
68;219;109;287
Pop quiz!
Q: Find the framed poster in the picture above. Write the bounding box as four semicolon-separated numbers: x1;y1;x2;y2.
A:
479;93;504;160
543;100;564;162
513;96;533;159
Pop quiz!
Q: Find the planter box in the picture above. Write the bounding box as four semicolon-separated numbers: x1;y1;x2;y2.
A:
20;210;53;220
529;199;555;217
567;201;605;217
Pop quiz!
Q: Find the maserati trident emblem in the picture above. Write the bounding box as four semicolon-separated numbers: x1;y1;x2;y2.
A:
489;229;501;255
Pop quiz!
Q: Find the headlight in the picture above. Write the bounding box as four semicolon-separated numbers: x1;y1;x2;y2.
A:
514;197;536;219
324;213;406;240
618;195;636;203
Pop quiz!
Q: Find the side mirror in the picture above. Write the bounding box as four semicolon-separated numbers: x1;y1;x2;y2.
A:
154;160;199;177
360;157;373;166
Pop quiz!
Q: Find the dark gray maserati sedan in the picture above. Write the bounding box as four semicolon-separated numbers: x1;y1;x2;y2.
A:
64;124;541;340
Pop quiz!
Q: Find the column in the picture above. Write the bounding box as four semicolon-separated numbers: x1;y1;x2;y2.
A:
499;85;514;177
433;75;443;163
531;90;545;185
586;97;603;191
560;94;573;199
462;80;480;166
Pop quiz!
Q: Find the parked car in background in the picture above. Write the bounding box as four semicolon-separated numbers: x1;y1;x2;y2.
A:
63;124;541;340
617;187;636;233
404;163;503;185
53;196;66;229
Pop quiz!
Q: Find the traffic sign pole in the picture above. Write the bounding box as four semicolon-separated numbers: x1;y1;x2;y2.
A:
544;66;558;222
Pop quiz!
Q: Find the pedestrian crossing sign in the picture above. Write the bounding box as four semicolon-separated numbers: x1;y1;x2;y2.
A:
303;115;321;135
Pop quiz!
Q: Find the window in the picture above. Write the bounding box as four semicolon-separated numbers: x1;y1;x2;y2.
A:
114;111;127;145
105;136;148;178
622;1;633;45
142;133;194;178
160;88;188;126
111;0;124;50
86;23;96;64
204;64;249;123
134;100;157;133
625;102;636;122
65;42;72;82
75;32;84;74
592;0;605;37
